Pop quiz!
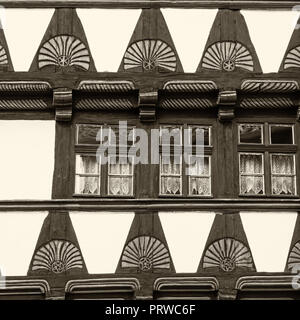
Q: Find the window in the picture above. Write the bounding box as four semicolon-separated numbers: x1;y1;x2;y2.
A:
75;124;135;197
238;123;296;196
188;155;211;196
75;155;100;195
108;156;134;196
159;125;212;196
239;153;264;195
271;154;296;195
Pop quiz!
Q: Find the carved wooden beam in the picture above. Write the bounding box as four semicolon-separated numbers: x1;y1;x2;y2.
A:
217;90;237;121
53;88;73;121
138;90;158;122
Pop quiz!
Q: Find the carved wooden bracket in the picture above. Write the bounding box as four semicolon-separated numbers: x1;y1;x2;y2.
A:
53;88;73;121
217;90;237;122
138;90;158;122
217;288;238;300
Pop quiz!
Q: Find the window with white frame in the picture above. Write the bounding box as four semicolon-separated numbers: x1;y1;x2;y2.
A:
75;124;135;197
238;123;296;196
108;156;134;196
159;124;212;196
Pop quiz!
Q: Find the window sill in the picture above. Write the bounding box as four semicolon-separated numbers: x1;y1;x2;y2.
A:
73;194;135;199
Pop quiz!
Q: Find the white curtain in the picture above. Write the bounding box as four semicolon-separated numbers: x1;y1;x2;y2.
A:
240;154;264;195
271;155;294;195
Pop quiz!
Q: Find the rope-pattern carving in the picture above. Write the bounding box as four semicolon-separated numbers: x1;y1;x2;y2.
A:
0;81;51;93
78;81;135;93
163;80;218;93
241;80;299;93
240;97;294;109
0;99;49;110
160;98;215;110
76;98;135;110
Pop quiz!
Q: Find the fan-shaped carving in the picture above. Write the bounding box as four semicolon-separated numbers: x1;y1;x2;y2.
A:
287;241;300;270
202;41;254;72
283;46;300;69
124;40;177;72
0;45;8;66
38;35;90;71
32;240;84;273
203;238;254;272
121;236;171;271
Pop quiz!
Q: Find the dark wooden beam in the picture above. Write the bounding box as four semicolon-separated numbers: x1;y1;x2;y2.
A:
0;198;300;211
0;0;299;10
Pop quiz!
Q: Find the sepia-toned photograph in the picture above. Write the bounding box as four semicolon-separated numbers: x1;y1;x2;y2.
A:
0;0;299;310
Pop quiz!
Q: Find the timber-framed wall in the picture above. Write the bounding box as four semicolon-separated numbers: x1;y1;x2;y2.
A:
0;0;300;300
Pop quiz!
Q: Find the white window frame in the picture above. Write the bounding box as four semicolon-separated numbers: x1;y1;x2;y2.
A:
107;155;134;196
188;154;211;196
238;123;264;145
239;152;265;195
75;154;101;195
270;153;297;195
269;124;295;145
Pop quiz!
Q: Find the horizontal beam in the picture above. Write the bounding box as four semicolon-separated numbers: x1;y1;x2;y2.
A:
0;0;299;9
0;198;299;212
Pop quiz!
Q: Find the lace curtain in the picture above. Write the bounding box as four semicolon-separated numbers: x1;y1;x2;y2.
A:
240;154;264;195
109;162;132;196
189;157;211;195
75;156;100;195
161;160;181;195
271;155;295;195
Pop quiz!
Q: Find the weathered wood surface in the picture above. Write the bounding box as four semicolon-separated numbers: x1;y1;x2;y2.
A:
0;0;298;9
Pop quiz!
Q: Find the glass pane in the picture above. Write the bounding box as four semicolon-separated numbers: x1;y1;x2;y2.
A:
240;154;263;174
271;155;295;175
160;126;181;145
270;125;293;144
109;159;133;175
189;156;210;176
189;177;211;195
75;176;99;195
161;177;181;195
189;126;210;146
240;176;264;195
77;124;101;144
76;155;99;174
272;176;295;195
161;157;181;175
108;177;132;195
109;126;135;145
239;124;262;144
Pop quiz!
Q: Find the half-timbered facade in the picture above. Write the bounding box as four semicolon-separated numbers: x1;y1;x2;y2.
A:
0;0;300;300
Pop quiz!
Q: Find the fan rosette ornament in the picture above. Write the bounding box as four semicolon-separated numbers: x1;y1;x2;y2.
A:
31;240;84;274
38;35;90;71
203;238;254;272
121;236;171;271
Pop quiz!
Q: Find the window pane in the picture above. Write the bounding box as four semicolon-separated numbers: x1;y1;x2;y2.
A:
240;154;263;174
189;177;211;195
161;177;181;195
271;155;295;175
75;176;100;195
189;156;210;176
109;126;135;146
239;124;262;144
270;125;293;144
272;176;295;195
189;126;210;146
160;126;181;145
77;124;101;144
76;155;99;174
240;176;264;195
109;162;132;175
108;177;132;196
